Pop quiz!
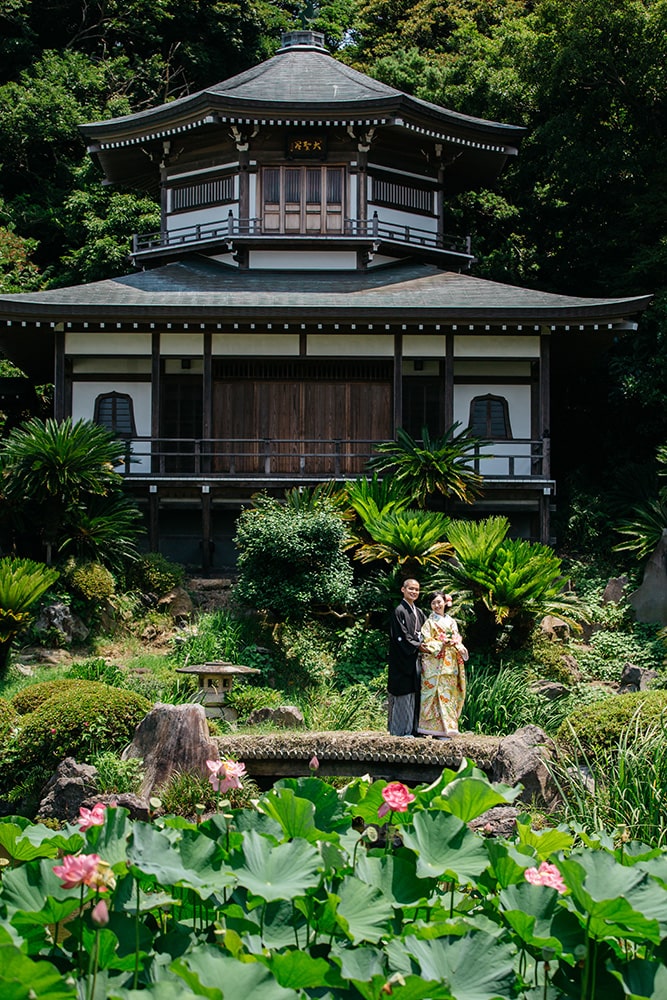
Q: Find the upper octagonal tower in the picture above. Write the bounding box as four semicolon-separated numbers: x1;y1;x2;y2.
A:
80;32;525;270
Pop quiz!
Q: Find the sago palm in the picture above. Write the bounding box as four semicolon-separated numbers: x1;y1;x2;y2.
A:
443;517;588;650
366;423;486;507
0;557;59;672
354;509;452;570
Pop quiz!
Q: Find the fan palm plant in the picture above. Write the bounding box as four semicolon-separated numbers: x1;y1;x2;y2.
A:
0;557;59;672
366;423;486;508
443;517;588;650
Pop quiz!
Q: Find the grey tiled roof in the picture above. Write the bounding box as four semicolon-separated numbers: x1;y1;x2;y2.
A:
0;258;651;324
81;47;523;145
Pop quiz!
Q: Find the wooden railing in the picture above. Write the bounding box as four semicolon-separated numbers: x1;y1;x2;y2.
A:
132;212;471;258
117;437;549;479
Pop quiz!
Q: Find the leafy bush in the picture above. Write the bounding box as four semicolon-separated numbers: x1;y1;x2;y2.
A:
226;683;285;721
11;678;89;715
274;621;337;686
67;654;197;704
0;556;60;672
171;609;245;666
128;552;185;595
577;628;664;682
91;750;144;794
557;690;667;755
333;622;388;688
0;696;17;739
234;495;353;620
63;559;115;602
0;681;150;795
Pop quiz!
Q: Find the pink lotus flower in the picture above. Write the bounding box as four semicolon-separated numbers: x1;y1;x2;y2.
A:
54;853;110;891
378;781;415;819
524;861;567;894
309;755;319;771
78;803;107;832
206;758;246;792
91;898;109;927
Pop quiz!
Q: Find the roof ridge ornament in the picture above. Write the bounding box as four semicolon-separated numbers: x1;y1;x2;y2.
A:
278;30;327;52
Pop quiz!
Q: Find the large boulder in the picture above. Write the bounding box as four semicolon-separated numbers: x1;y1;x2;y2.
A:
33;603;89;645
37;757;98;821
618;662;658;693
629;530;667;624
491;725;557;807
246;705;305;729
122;703;219;798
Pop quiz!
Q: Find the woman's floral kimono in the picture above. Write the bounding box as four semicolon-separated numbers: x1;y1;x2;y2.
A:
417;612;468;737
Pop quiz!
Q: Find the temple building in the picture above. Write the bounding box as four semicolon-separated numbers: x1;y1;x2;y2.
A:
0;31;651;568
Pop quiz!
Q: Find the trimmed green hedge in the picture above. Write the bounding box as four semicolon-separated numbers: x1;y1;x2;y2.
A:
0;697;17;740
11;679;90;715
1;681;150;793
557;690;667;755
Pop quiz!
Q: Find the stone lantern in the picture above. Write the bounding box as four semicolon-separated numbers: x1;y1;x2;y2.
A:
175;660;260;722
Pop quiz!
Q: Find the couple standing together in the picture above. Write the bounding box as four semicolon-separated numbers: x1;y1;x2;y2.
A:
388;578;468;739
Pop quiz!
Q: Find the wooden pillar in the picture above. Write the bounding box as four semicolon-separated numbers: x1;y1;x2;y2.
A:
149;487;159;553
540;329;551;478
54;324;66;421
201;487;212;574
445;330;454;430
203;330;212;473
151;330;160;473
393;332;402;436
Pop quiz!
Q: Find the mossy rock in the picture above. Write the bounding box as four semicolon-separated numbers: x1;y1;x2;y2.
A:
557;690;667;756
1;682;151;792
12;679;92;715
0;697;18;740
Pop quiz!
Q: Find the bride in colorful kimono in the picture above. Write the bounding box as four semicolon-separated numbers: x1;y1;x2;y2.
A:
417;590;468;739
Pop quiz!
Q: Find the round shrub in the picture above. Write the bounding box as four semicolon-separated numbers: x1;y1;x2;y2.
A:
12;679;90;715
3;682;150;787
65;560;115;602
129;553;185;596
226;683;285;721
557;690;667;756
0;697;18;740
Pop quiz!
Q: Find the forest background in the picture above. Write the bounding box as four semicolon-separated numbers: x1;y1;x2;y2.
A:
0;0;666;554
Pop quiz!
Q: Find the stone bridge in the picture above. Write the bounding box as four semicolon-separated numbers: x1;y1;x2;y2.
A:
214;731;504;789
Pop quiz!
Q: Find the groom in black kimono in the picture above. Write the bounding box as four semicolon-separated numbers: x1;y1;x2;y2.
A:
388;578;426;736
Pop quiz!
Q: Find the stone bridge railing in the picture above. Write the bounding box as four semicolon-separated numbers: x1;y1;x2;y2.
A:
214;731;503;788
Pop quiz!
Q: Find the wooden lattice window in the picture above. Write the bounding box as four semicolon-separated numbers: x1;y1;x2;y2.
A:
469;394;512;439
94;392;137;438
370;175;434;215
171;175;235;213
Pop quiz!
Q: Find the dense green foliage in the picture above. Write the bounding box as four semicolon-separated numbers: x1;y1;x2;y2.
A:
235;496;353;620
127;551;185;596
0;680;150;798
557;689;667;756
3;769;667;997
0;556;60;671
0;417;144;567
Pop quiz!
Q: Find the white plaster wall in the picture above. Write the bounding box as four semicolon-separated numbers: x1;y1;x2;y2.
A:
454;335;540;358
71;381;152;473
166;203;240;233
161;334;204;356
454;383;532;476
212;333;300;356
367;203;438;235
66;333;151;355
403;336;446;357
249;250;357;269
72;358;151;374
308;334;393;357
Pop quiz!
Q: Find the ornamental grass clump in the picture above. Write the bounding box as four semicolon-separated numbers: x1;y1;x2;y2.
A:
557;689;667;756
3;761;667;1000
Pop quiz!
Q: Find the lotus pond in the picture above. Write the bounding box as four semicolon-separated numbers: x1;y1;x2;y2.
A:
1;761;666;999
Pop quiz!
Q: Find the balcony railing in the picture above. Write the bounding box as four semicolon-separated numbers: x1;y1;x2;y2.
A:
117;437;549;480
131;212;471;258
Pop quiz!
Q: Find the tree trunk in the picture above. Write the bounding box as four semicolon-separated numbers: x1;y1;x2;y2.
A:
122;703;220;799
